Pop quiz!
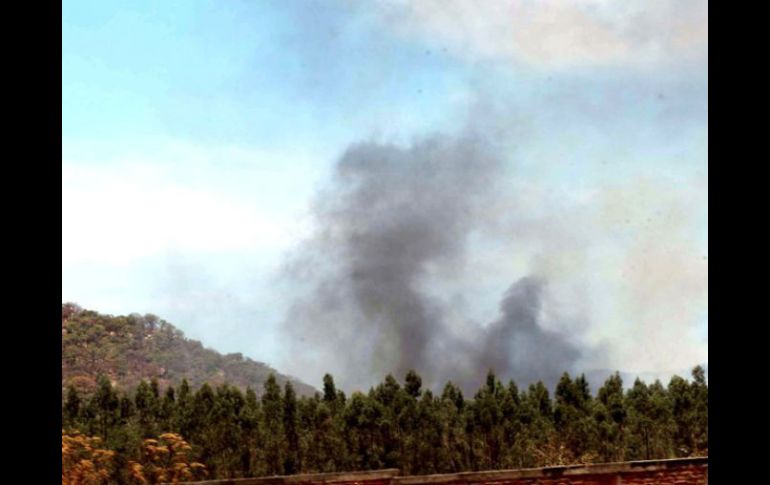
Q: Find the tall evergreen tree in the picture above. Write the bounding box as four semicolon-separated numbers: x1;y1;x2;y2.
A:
93;375;119;439
64;385;81;428
239;388;262;476
554;373;595;461
473;370;504;469
176;379;194;439
323;374;337;404
283;382;300;474
207;385;246;478
405;370;422;399
262;374;285;475
595;373;627;461
690;366;708;454
159;385;177;433
500;380;522;468
439;381;469;472
668;375;695;456
135;380;158;438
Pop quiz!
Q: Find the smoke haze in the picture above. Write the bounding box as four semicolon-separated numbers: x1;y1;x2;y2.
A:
281;133;588;393
62;1;707;396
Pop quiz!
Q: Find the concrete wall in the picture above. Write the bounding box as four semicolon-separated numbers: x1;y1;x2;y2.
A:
174;457;707;485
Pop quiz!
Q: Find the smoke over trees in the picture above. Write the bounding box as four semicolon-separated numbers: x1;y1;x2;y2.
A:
283;133;584;393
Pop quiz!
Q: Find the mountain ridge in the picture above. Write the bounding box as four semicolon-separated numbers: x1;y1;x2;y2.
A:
61;303;317;397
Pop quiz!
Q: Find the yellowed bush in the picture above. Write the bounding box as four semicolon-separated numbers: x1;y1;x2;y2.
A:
129;433;207;484
62;430;115;485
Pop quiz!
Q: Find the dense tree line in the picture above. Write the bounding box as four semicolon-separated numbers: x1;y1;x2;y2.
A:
63;366;707;482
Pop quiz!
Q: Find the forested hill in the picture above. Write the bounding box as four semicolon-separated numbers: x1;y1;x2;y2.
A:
61;303;316;397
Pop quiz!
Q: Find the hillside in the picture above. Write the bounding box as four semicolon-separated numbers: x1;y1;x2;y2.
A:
61;303;316;397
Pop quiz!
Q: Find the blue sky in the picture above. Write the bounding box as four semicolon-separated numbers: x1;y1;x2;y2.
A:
63;0;707;390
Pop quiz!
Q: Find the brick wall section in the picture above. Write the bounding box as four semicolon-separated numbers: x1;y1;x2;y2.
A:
174;457;707;485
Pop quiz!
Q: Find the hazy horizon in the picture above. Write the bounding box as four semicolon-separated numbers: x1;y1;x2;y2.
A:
63;0;707;393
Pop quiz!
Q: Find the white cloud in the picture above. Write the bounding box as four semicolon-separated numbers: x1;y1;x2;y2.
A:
370;0;707;70
62;143;317;266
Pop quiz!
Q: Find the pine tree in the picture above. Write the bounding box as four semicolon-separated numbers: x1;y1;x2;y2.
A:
554;373;596;462
373;374;402;468
500;380;522;468
93;375;119;439
473;370;504;469
118;396;134;424
283;382;300;474
262;374;285;475
648;380;675;458
595;373;627;462
239;388;262;476
626;379;653;460
207;384;246;478
690;366;708;454
323;374;337;404
668;374;695;456
134;380;158;438
415;390;442;473
518;381;554;467
64;385;81;428
190;382;216;466
405;370;422;399
160;385;177;433
439;381;469;472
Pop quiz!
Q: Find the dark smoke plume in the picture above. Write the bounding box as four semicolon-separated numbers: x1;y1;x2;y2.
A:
471;276;581;390
282;133;582;393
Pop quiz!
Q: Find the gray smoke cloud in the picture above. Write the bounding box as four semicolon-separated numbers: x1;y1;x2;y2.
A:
471;276;581;391
281;133;584;393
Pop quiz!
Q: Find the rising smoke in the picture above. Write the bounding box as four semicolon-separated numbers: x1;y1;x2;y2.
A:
282;133;584;393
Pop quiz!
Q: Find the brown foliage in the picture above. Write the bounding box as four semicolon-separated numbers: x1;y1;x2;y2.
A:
62;430;115;485
68;375;98;395
128;433;208;484
63;430;206;484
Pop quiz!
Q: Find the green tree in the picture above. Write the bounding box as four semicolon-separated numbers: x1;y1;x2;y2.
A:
472;370;504;469
239;388;262;476
517;381;554;467
595;373;627;462
93;375;119;439
283;382;300;474
554;373;596;462
176;379;194;440
207;385;246;478
405;370;423;399
372;374;404;468
439;381;469;472
626;379;653;460
690;366;708;454
190;382;216;464
323;374;337;404
262;374;285;475
159;385;177;433
668;374;695;456
499;380;523;468
648;380;675;458
414;390;443;473
118;396;134;424
64;385;81;428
